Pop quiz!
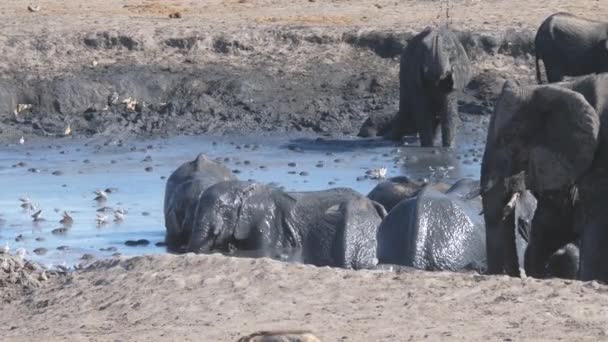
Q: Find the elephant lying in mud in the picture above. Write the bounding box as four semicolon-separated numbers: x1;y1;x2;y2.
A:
163;154;236;251
385;26;472;147
481;74;608;280
185;180;386;269
535;13;608;83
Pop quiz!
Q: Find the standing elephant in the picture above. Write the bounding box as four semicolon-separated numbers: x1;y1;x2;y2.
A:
385;26;472;147
377;179;487;271
163;154;236;251
187;181;386;270
535;12;608;83
480;78;604;278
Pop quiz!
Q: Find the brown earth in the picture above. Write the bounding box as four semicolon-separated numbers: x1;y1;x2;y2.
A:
2;253;608;341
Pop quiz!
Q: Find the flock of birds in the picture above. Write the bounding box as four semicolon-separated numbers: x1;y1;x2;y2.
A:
2;189;129;259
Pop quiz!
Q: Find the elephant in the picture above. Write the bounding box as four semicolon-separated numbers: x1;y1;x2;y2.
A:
535;13;608;83
480;75;608;279
163;154;236;251
375;177;580;276
367;176;422;212
385;26;472;147
186;180;387;270
376;179;487;271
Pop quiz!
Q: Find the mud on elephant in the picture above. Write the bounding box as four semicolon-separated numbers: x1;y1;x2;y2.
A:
481;74;608;280
186;180;387;270
385;26;472;147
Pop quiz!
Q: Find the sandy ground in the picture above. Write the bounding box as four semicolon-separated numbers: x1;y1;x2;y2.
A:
2;253;608;341
2;1;608;341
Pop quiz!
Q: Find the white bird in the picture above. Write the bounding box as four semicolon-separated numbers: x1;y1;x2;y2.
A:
19;136;24;145
368;167;388;180
32;209;44;222
94;189;108;201
114;209;125;222
1;242;9;254
15;247;26;260
96;214;108;225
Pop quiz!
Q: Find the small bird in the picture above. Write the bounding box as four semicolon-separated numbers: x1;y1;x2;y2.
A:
63;123;72;136
19;136;24;145
94;189;107;201
19;196;34;210
1;242;9;254
32;209;44;222
15;247;26;260
368;167;388;180
96;214;108;225
114;209;125;222
60;211;73;225
108;92;119;106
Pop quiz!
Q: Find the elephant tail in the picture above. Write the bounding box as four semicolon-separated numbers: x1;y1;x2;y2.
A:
535;53;543;84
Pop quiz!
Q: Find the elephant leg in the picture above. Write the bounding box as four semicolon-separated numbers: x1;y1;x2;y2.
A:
415;102;435;147
524;201;576;278
440;93;458;147
384;113;409;141
580;220;608;281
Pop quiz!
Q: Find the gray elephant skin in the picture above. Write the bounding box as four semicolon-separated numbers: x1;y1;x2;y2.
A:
535;13;608;83
187;180;387;270
481;74;608;280
376;179;486;271
163;154;236;251
385;26;472;147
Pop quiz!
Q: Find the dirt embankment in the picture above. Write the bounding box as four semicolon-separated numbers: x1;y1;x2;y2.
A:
2;253;608;341
2;0;604;142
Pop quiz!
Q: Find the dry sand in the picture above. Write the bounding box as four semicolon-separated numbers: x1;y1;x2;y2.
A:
2;1;608;341
2;253;608;341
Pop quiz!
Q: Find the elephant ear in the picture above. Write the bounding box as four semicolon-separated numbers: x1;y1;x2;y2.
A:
491;82;600;192
526;86;599;191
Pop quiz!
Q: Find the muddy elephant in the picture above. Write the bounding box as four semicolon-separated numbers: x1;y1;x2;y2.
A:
163;154;236;251
481;75;608;279
367;176;422;212
187;181;387;269
377;179;487;271
535;13;608;83
385;26;471;147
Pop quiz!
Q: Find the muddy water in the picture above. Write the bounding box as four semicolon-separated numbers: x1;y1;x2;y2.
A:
0;125;484;268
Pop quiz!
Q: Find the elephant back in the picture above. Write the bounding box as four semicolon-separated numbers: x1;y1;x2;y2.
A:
377;186;486;271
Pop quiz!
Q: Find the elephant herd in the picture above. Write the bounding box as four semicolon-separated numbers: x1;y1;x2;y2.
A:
164;12;608;281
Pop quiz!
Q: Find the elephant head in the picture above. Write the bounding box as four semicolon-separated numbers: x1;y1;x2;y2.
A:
481;80;600;276
419;26;471;92
163;154;236;251
186;181;298;254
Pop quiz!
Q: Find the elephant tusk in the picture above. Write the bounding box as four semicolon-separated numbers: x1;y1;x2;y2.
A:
502;192;520;220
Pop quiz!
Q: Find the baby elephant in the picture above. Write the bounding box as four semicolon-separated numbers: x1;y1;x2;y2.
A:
535;12;608;83
386;26;471;147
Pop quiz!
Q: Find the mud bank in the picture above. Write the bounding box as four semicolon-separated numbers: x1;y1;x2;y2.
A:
0;26;534;141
